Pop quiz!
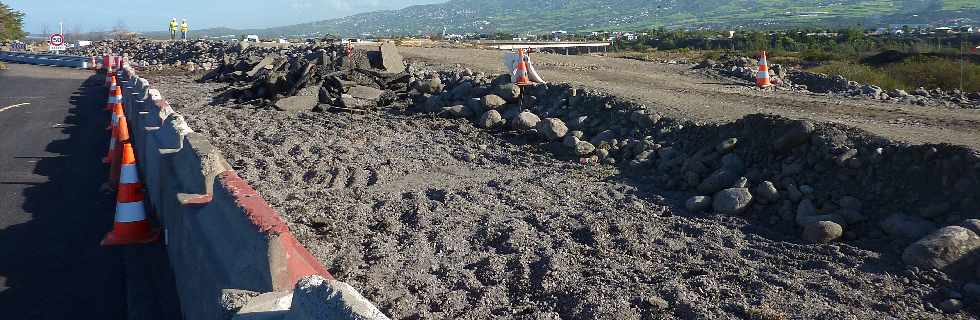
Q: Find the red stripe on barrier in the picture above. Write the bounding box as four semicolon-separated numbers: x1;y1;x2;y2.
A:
218;170;333;282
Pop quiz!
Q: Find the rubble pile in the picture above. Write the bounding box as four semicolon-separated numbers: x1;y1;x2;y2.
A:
201;42;408;112
406;65;980;279
68;39;231;70
695;56;980;109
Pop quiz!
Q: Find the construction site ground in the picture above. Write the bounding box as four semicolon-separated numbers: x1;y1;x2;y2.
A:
142;48;978;319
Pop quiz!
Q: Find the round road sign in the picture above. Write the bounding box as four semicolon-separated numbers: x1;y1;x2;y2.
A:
49;33;65;46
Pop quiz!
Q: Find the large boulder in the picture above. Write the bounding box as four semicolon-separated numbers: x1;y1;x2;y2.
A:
712;188;753;214
902;226;980;273
347;86;384;101
537;118;568;140
512;111;541;131
481;94;507;109
802;221;844;244
275;95;317;112
379;42;405;72
477;110;505;129
752;181;780;204
574;141;596;156
494;83;521;102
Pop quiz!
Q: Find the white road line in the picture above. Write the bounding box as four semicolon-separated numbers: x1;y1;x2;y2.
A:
0;103;31;113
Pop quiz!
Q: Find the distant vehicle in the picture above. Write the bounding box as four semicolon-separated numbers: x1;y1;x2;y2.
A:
245;35;260;43
277;38;289;44
77;40;92;47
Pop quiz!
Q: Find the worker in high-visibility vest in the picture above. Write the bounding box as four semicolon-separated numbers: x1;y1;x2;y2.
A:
169;18;178;40
180;19;189;40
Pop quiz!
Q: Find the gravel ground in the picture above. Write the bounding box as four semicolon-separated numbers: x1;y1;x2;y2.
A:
145;73;973;319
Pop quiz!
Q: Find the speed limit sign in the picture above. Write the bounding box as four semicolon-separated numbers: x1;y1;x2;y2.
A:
49;33;66;52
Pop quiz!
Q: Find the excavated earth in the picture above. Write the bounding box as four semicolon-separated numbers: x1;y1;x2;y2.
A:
146;68;975;319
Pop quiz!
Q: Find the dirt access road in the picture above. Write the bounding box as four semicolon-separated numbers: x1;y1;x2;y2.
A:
400;47;980;150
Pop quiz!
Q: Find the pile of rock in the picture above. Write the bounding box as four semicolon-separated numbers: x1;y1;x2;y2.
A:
67;39;230;71
406;65;980;279
201;42;408;112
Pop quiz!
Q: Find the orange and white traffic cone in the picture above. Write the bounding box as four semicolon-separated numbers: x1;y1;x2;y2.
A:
514;48;531;86
105;82;121;112
756;51;772;88
101;141;160;246
106;109;130;188
102;99;125;164
89;56;97;70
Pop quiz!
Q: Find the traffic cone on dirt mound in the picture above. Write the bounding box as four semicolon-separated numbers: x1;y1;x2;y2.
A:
101;141;159;246
756;51;772;88
513;49;531;86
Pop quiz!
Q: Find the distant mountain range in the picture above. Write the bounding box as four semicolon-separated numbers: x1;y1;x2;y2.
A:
147;0;980;38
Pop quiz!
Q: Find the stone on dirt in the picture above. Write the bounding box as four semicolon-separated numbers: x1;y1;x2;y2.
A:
575;141;596;156
275;95;318;112
712;188;753;214
440;105;469;118
537;118;568;140
802;221;843;244
478;110;504;129
348;86;384;101
902;226;980;272
379;42;405;72
495;83;521;102
753;181;780;204
512;112;541;131
482;94;507;109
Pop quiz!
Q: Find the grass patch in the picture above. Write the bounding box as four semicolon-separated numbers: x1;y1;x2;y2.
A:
808;57;980;92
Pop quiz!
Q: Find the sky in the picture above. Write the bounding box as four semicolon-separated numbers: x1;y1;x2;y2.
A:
6;0;446;34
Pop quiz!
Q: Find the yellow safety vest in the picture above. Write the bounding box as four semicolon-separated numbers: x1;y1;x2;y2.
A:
180;23;188;33
169;21;177;31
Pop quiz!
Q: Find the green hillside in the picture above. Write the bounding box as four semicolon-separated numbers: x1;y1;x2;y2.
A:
167;0;980;38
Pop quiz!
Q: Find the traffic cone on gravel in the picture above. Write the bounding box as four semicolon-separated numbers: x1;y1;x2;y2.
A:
756;51;772;88
101;141;159;246
513;49;531;86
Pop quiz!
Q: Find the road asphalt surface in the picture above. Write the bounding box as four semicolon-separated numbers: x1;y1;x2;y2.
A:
0;63;180;319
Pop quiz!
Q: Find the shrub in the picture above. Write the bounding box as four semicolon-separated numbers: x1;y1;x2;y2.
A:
809;62;904;91
808;58;980;92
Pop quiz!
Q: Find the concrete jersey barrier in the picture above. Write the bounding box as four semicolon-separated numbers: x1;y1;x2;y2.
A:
0;51;91;68
115;64;389;319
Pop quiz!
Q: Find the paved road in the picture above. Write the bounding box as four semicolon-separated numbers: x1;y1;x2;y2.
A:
0;63;179;319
